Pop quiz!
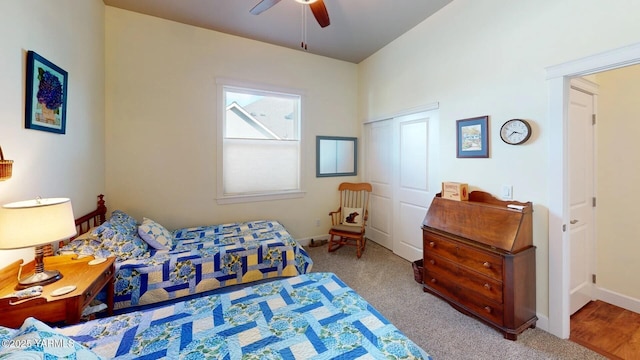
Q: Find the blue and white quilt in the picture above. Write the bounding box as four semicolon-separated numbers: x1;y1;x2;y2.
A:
60;214;313;310
58;272;431;359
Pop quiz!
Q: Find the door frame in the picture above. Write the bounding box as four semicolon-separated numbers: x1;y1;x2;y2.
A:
546;42;640;339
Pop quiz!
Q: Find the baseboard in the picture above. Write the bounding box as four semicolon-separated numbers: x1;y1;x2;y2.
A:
594;286;640;314
297;234;329;246
535;313;549;333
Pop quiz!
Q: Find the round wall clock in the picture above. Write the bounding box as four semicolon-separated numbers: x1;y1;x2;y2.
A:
500;119;532;145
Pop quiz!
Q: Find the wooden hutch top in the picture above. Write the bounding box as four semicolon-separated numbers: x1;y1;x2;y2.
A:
422;190;533;253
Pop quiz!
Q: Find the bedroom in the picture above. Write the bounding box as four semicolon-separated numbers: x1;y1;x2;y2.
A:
1;0;640;357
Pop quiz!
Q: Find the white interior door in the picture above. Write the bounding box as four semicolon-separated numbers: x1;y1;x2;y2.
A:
364;109;439;261
365;120;393;250
569;84;596;315
393;112;436;261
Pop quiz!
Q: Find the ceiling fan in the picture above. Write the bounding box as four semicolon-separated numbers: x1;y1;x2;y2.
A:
250;0;330;28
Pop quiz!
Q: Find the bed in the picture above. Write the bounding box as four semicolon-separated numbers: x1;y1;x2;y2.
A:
0;272;431;359
57;195;313;310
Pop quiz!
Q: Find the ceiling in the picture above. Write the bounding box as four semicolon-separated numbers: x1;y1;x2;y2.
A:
102;0;453;64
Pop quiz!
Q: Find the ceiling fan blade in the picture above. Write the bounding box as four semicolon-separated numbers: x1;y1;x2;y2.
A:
309;0;330;28
250;0;282;15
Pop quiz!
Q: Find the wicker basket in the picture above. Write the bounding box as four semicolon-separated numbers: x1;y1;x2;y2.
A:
0;146;12;181
412;259;424;284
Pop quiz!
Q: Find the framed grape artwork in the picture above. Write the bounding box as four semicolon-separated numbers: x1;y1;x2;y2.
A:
25;51;68;134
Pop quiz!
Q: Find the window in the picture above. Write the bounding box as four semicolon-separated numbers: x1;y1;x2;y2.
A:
217;80;303;203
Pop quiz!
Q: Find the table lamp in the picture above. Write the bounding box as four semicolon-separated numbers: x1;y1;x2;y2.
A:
0;198;76;289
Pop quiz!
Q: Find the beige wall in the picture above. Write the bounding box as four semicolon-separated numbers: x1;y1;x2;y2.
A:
0;0;105;268
104;8;358;238
358;0;640;318
596;65;640;299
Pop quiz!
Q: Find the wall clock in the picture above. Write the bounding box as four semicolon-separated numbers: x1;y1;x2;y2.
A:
500;119;531;145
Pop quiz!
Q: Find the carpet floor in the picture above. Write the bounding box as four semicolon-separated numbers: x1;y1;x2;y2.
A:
306;239;605;360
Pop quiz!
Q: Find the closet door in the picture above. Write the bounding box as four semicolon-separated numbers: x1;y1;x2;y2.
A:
365;109;439;261
364;120;393;250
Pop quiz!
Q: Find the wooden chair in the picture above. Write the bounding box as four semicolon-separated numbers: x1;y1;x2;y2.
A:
328;182;372;258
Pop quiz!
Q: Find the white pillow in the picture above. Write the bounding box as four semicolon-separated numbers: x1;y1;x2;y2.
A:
342;207;363;226
138;217;173;250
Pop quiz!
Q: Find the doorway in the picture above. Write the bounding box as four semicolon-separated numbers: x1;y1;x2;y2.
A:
547;43;640;339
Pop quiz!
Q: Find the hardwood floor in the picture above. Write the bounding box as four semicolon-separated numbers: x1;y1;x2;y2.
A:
570;300;640;359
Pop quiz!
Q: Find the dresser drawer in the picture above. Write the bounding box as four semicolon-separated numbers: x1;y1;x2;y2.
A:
424;268;459;302
425;253;503;304
458;286;504;326
424;232;503;280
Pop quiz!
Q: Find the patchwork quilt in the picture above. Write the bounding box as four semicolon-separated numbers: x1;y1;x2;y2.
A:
113;220;313;309
59;272;431;359
60;217;313;310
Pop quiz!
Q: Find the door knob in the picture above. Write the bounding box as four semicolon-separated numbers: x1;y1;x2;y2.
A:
570;219;579;224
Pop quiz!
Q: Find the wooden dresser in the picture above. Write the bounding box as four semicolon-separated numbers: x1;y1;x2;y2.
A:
421;191;536;340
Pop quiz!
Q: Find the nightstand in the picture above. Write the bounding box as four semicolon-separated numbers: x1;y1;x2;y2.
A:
0;254;115;328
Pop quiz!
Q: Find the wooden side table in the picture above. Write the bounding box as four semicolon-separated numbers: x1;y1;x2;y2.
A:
0;254;115;328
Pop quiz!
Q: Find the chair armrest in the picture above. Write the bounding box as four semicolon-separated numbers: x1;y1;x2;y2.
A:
329;208;341;226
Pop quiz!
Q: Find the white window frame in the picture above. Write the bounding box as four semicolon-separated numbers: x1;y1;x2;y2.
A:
216;78;305;204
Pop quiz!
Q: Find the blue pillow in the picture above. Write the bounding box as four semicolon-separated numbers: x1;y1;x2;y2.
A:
100;230;149;261
100;210;138;236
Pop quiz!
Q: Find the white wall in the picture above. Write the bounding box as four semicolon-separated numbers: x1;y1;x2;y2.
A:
0;0;105;268
596;65;640;300
104;8;358;238
358;0;640;319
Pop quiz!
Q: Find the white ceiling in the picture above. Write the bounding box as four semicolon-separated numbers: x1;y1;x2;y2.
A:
102;0;453;64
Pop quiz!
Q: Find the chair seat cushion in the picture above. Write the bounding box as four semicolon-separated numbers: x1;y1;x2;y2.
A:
330;224;364;234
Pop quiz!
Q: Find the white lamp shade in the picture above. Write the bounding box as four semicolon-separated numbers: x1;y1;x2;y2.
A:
0;198;77;249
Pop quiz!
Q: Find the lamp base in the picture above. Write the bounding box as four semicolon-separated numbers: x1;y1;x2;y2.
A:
15;269;62;290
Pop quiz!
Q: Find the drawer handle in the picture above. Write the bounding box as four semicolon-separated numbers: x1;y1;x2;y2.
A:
484;306;492;313
86;291;92;298
484;283;491;290
429;259;435;265
483;262;491;269
430;278;437;284
429;241;435;248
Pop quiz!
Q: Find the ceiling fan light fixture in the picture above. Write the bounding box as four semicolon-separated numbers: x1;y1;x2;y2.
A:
295;0;318;4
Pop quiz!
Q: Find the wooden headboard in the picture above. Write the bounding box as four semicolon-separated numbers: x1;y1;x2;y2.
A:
71;194;108;240
42;194;108;256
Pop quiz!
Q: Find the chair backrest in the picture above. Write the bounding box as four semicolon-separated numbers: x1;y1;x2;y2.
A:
338;182;372;228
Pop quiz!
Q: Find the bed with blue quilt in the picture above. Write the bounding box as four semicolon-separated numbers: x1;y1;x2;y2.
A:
0;273;431;359
58;206;313;311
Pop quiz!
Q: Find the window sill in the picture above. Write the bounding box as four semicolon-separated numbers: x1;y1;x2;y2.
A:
216;191;305;205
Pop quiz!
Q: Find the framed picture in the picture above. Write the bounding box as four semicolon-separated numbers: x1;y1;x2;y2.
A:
25;51;68;134
456;115;489;158
316;136;357;177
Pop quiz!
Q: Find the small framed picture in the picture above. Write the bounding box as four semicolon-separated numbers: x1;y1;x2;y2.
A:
456;116;489;158
25;51;68;134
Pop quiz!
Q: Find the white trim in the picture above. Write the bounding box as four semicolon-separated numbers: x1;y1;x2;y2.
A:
546;42;640;79
535;313;549;333
216;190;305;205
595;287;640;315
363;102;439;124
546;42;640;339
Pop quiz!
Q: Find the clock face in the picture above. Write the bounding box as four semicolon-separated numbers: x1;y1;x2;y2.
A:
500;119;531;145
